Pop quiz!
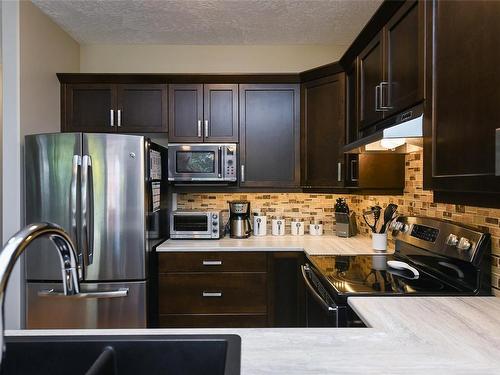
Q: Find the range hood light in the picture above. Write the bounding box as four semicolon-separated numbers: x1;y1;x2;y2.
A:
380;138;406;150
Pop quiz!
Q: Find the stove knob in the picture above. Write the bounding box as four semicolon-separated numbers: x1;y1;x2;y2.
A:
457;237;472;251
212;229;218;233
212;221;218;226
212;213;218;219
445;234;459;247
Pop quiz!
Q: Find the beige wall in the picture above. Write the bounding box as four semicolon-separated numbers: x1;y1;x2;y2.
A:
20;1;80;136
80;44;345;73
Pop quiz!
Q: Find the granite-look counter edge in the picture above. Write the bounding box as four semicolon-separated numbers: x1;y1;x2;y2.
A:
7;296;500;374
155;235;388;256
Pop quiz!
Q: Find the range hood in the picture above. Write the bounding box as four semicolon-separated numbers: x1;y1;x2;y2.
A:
344;104;424;154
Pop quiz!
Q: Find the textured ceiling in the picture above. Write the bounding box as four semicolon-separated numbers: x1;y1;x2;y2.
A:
31;0;382;45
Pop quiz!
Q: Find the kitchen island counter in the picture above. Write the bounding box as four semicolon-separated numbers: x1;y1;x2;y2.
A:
156;235;383;256
8;296;500;374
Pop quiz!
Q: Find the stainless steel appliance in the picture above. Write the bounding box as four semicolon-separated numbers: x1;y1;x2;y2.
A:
24;133;168;329
344;103;424;154
301;216;491;327
496;128;500;176
168;143;237;183
170;210;224;239
228;201;251;239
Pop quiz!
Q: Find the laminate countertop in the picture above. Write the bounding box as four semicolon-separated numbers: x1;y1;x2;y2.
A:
7;297;500;374
156;235;384;256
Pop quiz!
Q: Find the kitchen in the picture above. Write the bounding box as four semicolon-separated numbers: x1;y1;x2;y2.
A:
1;0;500;374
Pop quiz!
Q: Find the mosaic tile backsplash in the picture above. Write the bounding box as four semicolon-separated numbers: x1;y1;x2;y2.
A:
176;151;500;295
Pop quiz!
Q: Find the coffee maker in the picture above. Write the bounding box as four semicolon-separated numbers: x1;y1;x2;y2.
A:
228;201;252;238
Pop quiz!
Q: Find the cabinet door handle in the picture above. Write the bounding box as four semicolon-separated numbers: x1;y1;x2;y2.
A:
379;81;393;110
350;159;358;182
241;164;245;183
202;260;222;266
204;120;209;137
197;120;202;137
375;85;383;112
202;291;222;298
337;162;342;182
117;109;122;127
110;109;114;127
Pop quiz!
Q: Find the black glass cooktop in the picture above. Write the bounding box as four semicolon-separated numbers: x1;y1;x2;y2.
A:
308;254;472;297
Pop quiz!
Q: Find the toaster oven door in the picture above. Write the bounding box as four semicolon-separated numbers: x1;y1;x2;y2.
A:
170;213;212;239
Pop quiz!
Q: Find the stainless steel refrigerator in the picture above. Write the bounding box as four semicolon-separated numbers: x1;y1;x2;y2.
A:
24;133;168;329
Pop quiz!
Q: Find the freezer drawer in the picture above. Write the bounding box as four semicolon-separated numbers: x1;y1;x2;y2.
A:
26;281;147;329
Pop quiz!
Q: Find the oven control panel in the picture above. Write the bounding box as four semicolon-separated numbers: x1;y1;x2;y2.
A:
410;224;439;243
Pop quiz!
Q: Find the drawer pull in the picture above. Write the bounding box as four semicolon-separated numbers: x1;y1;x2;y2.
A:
202;291;222;297
202;260;222;266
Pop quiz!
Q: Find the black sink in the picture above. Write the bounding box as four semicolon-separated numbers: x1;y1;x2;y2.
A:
1;334;241;375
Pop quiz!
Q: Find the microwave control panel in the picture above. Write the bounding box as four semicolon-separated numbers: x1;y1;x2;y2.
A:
224;146;237;180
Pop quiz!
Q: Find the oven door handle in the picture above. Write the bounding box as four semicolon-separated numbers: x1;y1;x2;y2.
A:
300;264;338;314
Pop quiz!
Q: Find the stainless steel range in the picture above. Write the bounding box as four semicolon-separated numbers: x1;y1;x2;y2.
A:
302;216;491;327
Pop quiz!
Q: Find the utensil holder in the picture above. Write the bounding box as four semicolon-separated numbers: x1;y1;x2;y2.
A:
372;233;387;251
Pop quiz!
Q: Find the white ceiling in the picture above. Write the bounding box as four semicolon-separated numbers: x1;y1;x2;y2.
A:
31;0;382;45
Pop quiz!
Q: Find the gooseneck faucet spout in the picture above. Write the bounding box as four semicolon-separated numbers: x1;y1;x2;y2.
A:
0;223;81;364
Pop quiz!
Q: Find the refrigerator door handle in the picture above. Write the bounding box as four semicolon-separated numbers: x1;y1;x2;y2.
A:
70;155;82;278
81;155;94;267
38;288;129;299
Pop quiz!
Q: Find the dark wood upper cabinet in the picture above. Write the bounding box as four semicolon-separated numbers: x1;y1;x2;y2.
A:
301;74;346;188
203;84;239;142
424;0;500;205
169;84;238;143
239;84;300;188
62;83;167;133
168;84;204;142
116;84;167;132
385;0;424;116
358;32;384;129
356;0;424;131
63;84;116;132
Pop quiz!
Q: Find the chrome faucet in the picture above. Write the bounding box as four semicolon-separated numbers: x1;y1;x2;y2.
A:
0;222;80;364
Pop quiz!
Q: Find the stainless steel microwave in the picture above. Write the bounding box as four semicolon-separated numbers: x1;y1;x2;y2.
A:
168;143;237;182
170;210;224;239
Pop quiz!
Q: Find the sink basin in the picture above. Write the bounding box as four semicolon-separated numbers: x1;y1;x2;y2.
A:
1;334;241;375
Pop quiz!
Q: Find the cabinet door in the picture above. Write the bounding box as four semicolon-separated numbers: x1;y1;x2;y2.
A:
168;84;203;142
385;0;424;115
358;33;384;129
63;84;116;132
203;84;238;142
301;74;346;188
239;84;300;188
424;0;500;200
116;84;167;132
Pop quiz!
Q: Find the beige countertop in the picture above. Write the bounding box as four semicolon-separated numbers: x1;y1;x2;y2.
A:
156;234;386;256
7;297;500;374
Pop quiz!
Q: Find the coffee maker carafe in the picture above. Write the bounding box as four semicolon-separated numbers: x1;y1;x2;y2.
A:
228;200;252;238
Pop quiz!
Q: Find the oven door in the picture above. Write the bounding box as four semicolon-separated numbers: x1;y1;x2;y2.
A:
301;263;340;327
168;145;222;182
170;213;211;239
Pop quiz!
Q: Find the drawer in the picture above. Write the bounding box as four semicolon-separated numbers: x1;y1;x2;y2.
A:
159;314;268;328
159;273;267;314
158;252;267;273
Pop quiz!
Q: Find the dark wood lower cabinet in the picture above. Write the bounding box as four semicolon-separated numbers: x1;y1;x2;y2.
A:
157;251;305;328
159;314;268;328
159;273;267;315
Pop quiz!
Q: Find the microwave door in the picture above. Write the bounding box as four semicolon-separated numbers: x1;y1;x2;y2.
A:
169;146;219;181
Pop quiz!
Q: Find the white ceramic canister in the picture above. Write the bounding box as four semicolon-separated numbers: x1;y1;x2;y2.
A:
272;217;286;236
291;218;305;236
372;233;388;251
253;213;267;236
309;220;324;236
